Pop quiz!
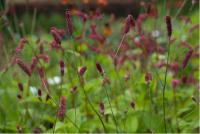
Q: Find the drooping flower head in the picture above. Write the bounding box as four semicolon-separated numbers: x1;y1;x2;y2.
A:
15;38;28;54
16;58;32;76
182;48;193;69
124;14;135;34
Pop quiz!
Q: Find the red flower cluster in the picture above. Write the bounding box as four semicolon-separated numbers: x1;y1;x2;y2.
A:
57;96;66;120
16;58;32;76
65;9;73;35
124;15;135;34
165;16;172;38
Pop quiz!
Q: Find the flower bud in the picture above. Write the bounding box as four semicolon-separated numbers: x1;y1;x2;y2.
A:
165;16;172;38
96;62;104;76
78;66;87;76
59;60;65;76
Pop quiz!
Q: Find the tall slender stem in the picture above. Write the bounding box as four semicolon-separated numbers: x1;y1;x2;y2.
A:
53;74;63;133
162;38;171;133
104;85;119;132
173;89;179;132
80;80;107;132
114;34;126;58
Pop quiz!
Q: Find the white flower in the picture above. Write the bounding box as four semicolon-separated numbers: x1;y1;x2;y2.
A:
47;76;61;85
134;36;140;42
29;86;37;95
152;30;160;38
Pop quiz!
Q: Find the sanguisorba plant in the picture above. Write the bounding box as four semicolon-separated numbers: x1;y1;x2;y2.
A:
162;15;172;132
5;1;198;132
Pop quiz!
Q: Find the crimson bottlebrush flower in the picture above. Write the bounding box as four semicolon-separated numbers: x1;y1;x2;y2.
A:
18;83;23;92
78;66;87;76
38;67;45;78
181;76;187;84
38;89;42;101
99;101;105;115
16;58;32;76
89;24;103;41
57;96;66;120
145;72;152;83
38;54;50;63
38;89;42;97
77;10;88;23
50;40;61;49
59;60;65;76
70;86;77;93
15;38;28;54
65;9;73;35
30;57;38;71
96;62;104;76
182;48;193;69
130;101;135;109
124;14;135;34
165;16;172;38
170;62;179;72
137;13;147;34
50;27;62;44
172;79;180;89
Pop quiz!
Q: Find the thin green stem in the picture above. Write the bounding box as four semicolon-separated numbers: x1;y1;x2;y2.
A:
173;89;179;132
53;74;63;133
80;78;107;132
148;83;154;132
104;84;119;132
162;38;171;133
114;34;126;58
173;0;188;21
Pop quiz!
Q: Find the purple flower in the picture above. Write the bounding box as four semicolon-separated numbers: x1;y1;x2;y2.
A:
99;101;105;115
145;72;152;83
18;83;23;92
182;48;193;69
78;66;87;76
59;60;65;76
65;9;73;35
172;79;180;89
124;15;135;34
57;96;66;120
15;38;28;54
96;62;104;76
165;16;172;38
16;58;32;76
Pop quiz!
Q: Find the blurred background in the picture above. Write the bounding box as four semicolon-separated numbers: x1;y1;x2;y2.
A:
0;0;199;66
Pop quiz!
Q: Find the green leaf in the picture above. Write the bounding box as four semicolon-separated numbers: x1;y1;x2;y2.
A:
124;114;138;132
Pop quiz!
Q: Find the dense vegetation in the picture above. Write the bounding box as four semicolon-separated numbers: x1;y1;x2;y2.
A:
0;0;199;133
